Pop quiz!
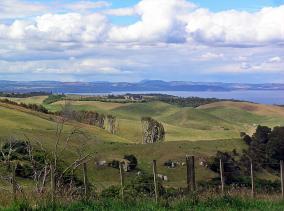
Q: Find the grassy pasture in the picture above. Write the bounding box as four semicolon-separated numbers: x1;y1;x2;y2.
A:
42;99;284;142
1;98;284;190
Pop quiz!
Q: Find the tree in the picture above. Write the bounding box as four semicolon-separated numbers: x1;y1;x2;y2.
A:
141;117;165;144
107;115;117;134
208;151;241;184
240;125;284;171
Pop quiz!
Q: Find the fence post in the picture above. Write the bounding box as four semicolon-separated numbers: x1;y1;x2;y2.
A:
152;160;159;203
219;159;224;194
83;162;89;200
280;160;284;199
50;164;55;204
186;156;196;192
186;156;190;193
250;159;255;198
191;156;196;191
12;163;17;202
119;162;125;201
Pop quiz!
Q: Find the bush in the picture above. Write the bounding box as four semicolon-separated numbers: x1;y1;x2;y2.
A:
124;155;138;170
101;186;121;199
126;173;164;198
15;163;33;178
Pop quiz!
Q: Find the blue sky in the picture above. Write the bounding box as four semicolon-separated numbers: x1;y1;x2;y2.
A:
0;0;283;83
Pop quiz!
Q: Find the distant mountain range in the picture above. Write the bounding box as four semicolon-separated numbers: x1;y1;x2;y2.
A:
0;80;284;93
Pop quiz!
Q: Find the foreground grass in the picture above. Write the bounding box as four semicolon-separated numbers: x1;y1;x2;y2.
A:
3;196;284;211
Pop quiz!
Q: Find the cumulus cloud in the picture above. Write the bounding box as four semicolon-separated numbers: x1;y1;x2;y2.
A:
0;13;110;43
184;6;284;45
108;0;196;43
0;0;284;81
1;0;284;46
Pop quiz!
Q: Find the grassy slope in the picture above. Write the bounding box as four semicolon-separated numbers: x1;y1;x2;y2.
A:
1;98;284;188
44;99;284;142
0;102;246;189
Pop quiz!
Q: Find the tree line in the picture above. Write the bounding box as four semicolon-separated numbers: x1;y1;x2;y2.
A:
0;98;49;114
0;92;50;98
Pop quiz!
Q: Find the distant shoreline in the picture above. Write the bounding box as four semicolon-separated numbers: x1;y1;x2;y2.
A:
64;90;284;105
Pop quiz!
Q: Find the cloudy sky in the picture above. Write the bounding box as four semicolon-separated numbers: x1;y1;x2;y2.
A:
0;0;284;82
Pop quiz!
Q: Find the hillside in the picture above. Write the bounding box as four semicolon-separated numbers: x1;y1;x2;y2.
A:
3;97;284;142
1;97;284;196
0;101;246;189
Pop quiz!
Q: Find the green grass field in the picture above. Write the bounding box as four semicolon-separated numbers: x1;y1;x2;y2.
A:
1;97;284;190
47;99;284;142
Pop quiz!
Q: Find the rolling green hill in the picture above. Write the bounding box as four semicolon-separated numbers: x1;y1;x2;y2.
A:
3;97;284;142
1;96;284;189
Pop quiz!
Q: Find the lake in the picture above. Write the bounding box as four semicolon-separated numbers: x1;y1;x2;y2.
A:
69;90;284;105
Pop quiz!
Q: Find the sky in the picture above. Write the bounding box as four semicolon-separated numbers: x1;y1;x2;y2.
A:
0;0;284;83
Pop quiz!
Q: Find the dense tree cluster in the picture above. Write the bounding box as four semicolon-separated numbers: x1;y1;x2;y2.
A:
0;141;46;178
0;98;49;114
141;117;165;144
0;92;50;98
43;94;65;104
148;95;238;108
241;125;284;171
208;125;284;186
75;94;231;107
60;109;106;129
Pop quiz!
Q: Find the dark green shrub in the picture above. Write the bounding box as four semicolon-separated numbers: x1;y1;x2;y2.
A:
124;154;138;170
101;186;121;199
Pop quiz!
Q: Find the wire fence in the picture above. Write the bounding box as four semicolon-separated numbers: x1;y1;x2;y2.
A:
0;156;284;205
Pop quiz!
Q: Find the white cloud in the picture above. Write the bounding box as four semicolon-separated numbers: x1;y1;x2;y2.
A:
0;13;110;43
184;6;284;45
211;55;284;73
104;8;135;16
0;57;137;75
0;0;284;81
64;1;110;12
269;56;282;63
108;0;196;43
34;13;109;42
198;52;224;61
0;0;47;19
1;0;284;46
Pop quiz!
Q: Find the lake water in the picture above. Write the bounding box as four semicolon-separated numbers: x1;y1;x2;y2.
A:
70;90;284;105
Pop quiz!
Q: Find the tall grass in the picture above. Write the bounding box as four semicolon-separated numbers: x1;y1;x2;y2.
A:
2;196;284;211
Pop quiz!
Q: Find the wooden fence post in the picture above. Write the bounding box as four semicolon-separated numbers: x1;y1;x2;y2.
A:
119;162;125;201
280;160;284;199
12;163;17;202
83;162;89;200
152;160;159;203
186;156;190;192
186;156;196;192
219;159;224;194
191;156;196;191
50;164;55;204
250;159;255;198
